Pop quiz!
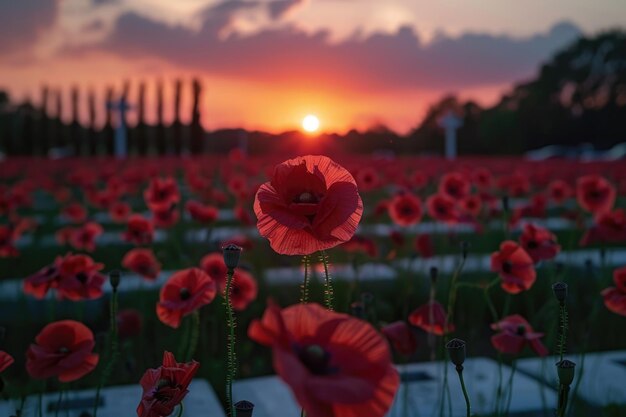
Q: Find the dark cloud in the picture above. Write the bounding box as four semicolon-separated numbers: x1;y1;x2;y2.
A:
0;0;59;53
268;0;307;19
83;10;582;92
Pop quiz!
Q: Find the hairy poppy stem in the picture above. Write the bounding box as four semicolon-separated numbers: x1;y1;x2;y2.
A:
455;365;471;417
93;274;120;417
319;251;334;311
557;302;568;363
300;255;310;304
186;311;200;361
225;268;237;417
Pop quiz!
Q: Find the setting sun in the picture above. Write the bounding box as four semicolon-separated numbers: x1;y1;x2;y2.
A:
302;115;320;132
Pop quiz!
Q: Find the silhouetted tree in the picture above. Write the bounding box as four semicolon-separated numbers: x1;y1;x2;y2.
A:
156;79;166;155
53;90;65;149
173;79;183;155
104;86;115;156
70;86;82;155
190;78;203;154
87;89;97;156
136;82;148;156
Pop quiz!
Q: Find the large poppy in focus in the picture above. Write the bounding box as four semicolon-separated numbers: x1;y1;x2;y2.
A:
519;223;561;263
491;241;536;294
408;301;454;336
137;351;199;417
123;248;161;280
248;302;399;417
254;155;363;255
576;175;615;215
490;314;548;357
388;193;422;226
156;268;216;328
601;267;626;316
26;320;99;382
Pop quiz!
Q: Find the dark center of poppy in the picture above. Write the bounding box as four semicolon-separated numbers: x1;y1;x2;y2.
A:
58;346;70;354
180;288;191;300
588;189;602;200
76;272;88;284
502;261;513;274
400;203;414;216
297;344;332;375
436;204;447;215
295;192;318;204
45;266;57;277
526;240;538;249
516;325;526;336
157;190;167;200
153;378;176;402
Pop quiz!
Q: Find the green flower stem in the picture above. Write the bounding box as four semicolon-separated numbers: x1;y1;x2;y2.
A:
455;365;472;417
93;286;120;417
558;303;568;363
300;255;310;304
54;384;64;417
557;384;570;417
176;402;185;417
225;268;237;417
186;311;200;362
319;250;334;311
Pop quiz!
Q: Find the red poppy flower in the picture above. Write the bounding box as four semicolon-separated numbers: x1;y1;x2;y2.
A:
62;203;88;224
199;252;228;288
123;215;154;245
56;253;106;301
123;248;161;280
490;314;548;357
580;208;626;246
227;269;258;311
388;193;422;226
426;193;458;223
55;226;75;246
185;200;219;224
137;351;199;417
601;267;626;317
0;350;14;373
459;195;482;218
355;167;380;192
144;177;180;212
109;201;131;223
156;268;217;328
152;206;179;229
248;302;399;417
472;168;492;190
408;301;454;336
234;205;254;226
340;236;379;258
254;155;363;255
381;321;418;357
69;222;103;252
576;175;616;215
411;171;428;190
221;235;254;250
389;231;405;247
439;172;470;200
491;241;536;294
0;225;18;258
24;260;62;299
117;309;144;339
519;223;561;263
26;320;99;382
373;199;389;217
548;180;573;205
414;234;435;258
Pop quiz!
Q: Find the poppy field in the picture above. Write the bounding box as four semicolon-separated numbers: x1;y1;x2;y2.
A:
0;153;625;417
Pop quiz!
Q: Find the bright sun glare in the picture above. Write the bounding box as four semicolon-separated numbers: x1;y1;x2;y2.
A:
302;115;320;133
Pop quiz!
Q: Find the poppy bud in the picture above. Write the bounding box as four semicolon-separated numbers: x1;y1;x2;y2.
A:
460;241;469;260
235;400;255;417
501;195;510;213
552;282;568;304
223;244;242;270
109;270;121;290
556;359;576;386
446;338;466;367
430;266;438;285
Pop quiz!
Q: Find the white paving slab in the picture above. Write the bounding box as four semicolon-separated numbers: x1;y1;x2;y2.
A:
234;357;556;417
517;350;626;406
0;379;224;417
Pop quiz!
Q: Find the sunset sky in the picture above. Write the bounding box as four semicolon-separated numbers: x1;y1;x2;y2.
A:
1;0;625;133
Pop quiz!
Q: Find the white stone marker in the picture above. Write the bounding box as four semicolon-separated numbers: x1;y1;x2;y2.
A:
233;357;555;417
517;350;626;406
107;98;132;159
0;379;224;417
438;111;463;160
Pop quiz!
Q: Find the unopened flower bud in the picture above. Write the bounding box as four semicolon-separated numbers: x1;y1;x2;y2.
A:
109;270;121;290
556;359;576;386
446;338;466;367
552;282;568;304
235;400;255;417
430;266;438;285
223;244;242;270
